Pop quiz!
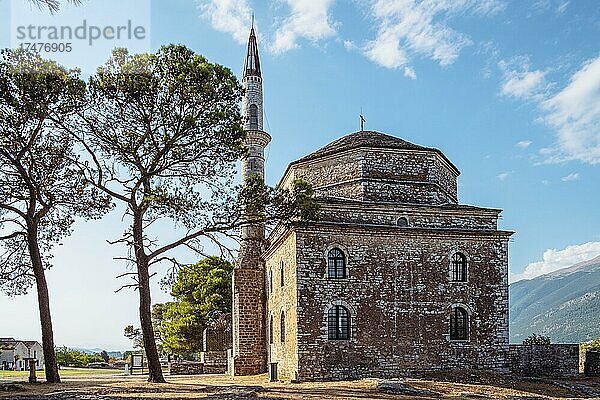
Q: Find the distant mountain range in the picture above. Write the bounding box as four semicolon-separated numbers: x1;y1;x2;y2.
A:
509;255;600;344
69;348;123;358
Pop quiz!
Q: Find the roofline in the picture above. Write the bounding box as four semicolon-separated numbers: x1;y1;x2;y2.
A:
316;197;503;215
289;130;461;173
278;143;460;189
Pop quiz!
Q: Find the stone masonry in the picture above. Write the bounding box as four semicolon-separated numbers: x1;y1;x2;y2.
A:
232;25;512;382
231;25;270;376
508;344;580;377
264;130;512;381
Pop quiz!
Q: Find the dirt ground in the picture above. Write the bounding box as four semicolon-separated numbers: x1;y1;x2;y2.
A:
1;371;600;399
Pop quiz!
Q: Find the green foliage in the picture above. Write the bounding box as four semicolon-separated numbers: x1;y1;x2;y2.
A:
155;257;233;358
241;175;320;226
54;347;104;367
581;337;600;351
523;333;551;345
122;350;138;361
124;325;143;349
0;48;111;296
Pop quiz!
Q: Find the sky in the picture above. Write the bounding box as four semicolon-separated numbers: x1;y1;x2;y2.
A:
0;0;599;350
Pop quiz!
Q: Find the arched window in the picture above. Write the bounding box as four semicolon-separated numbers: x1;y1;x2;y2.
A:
280;260;284;287
328;305;350;340
249;104;258;130
450;306;468;340
269;315;274;344
327;248;346;278
450;252;467;282
397;216;409;227
280;311;286;343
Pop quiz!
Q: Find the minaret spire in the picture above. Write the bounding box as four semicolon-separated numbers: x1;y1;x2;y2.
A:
243;20;261;79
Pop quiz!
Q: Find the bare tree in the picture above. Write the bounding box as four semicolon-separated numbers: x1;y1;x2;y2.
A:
0;49;111;383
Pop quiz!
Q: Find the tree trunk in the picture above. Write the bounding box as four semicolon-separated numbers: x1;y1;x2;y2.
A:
27;225;60;383
133;211;165;383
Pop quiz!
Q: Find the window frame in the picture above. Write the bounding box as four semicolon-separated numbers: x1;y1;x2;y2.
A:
397;216;409;227
449;306;469;341
280;311;286;343
327;305;350;340
449;251;468;282
249;104;258;130
327;248;347;279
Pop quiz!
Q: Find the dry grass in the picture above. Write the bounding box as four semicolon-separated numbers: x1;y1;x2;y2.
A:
1;371;599;399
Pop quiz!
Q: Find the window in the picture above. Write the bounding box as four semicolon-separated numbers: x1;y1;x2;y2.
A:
280;260;284;287
450;306;468;340
450;252;467;282
397;216;409;227
280;311;286;343
269;270;273;293
328;305;350;340
249;104;258;130
269;315;274;344
327;248;346;278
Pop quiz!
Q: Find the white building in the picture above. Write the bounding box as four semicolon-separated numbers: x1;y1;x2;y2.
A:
0;338;44;370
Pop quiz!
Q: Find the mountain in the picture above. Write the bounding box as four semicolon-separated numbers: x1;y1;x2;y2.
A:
509;255;600;343
68;347;123;358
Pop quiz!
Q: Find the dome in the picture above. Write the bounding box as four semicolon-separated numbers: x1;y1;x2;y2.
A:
282;130;460;205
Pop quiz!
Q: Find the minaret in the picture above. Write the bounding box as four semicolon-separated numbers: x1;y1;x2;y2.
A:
231;23;271;376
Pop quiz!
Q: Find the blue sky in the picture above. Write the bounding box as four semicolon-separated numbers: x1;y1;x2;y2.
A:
0;0;599;350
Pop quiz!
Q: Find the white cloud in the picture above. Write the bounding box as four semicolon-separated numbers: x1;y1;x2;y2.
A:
403;66;417;79
497;172;510;181
541;56;600;164
364;0;503;72
198;0;252;44
516;140;533;148
499;58;547;100
510;241;600;283
561;172;580;182
271;0;336;54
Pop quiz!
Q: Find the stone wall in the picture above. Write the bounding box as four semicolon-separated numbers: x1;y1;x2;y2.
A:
291;223;510;381
170;361;204;375
201;351;228;374
584;350;600;377
508;344;580;377
284;147;459;205
242;75;263;131
317;202;499;231
232;267;267;375
264;230;299;380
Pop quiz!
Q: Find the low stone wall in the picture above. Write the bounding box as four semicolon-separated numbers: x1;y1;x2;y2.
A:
201;351;227;374
508;344;580;377
584;351;600;377
169;361;204;375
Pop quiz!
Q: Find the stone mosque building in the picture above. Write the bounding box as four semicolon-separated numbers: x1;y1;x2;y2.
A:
230;25;513;381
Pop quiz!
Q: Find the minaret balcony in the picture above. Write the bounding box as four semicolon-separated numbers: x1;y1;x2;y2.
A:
244;129;271;148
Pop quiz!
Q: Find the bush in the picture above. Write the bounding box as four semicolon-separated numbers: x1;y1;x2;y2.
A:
523;333;551;345
55;347;104;367
581;337;600;352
